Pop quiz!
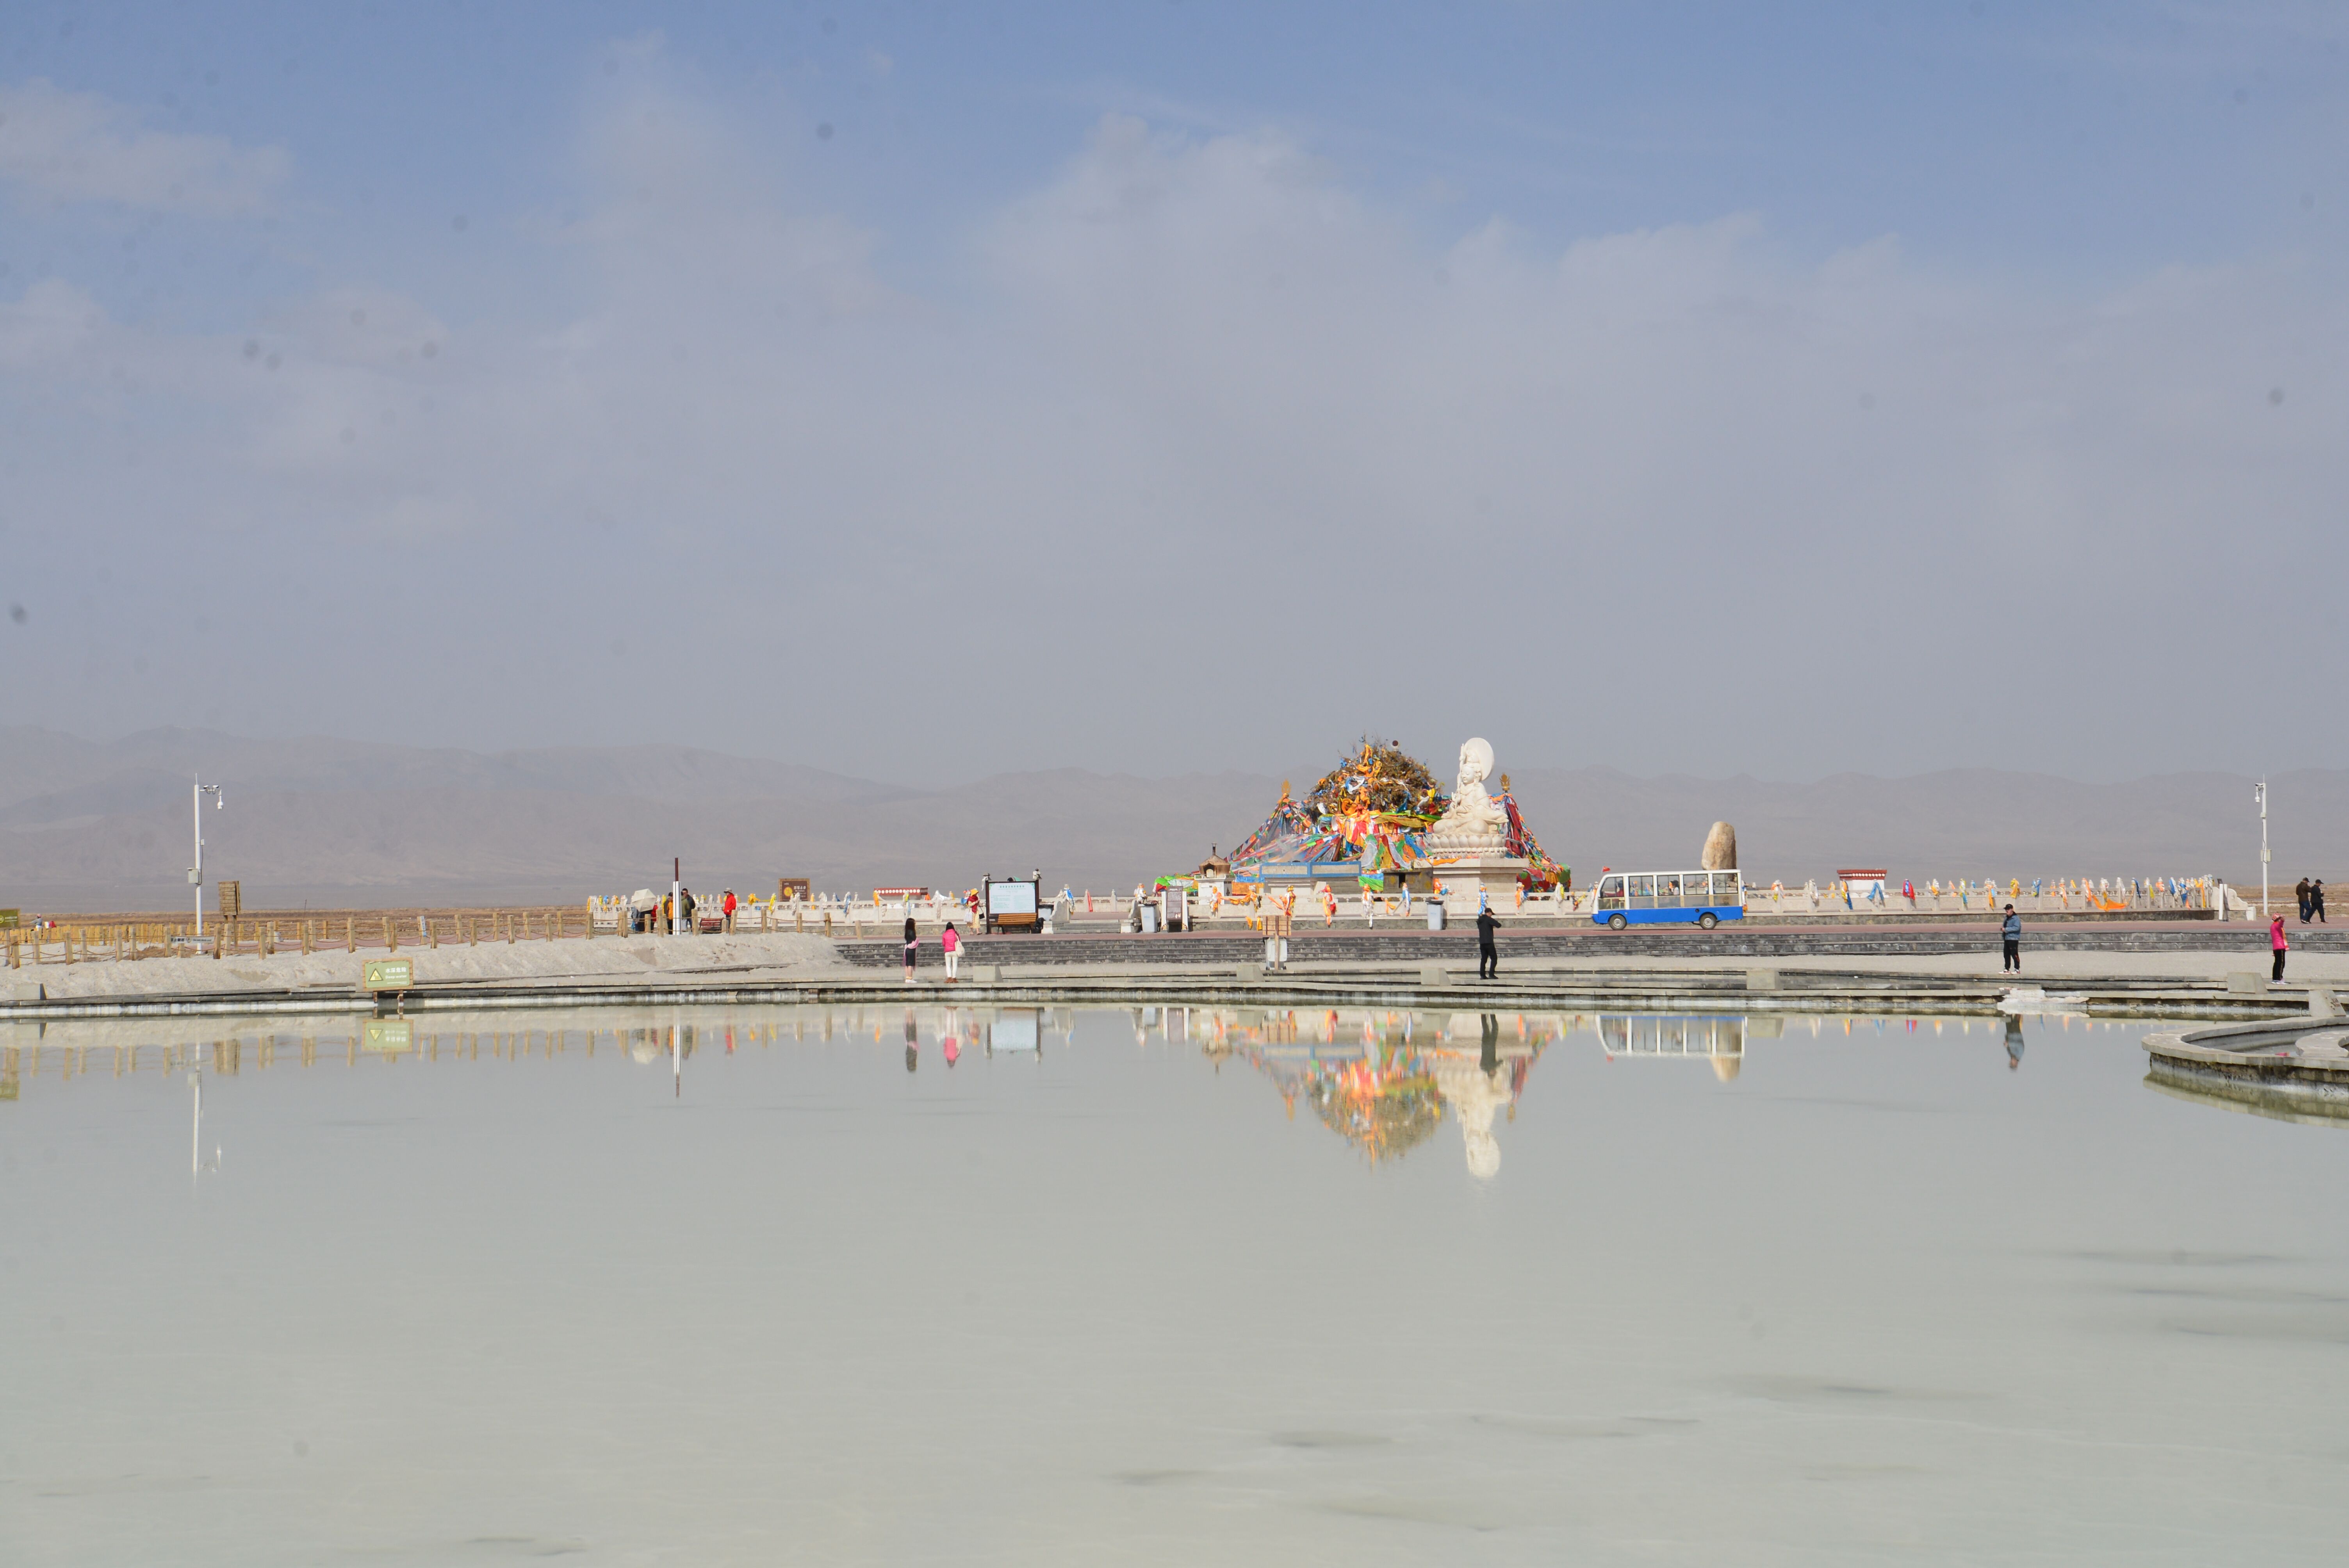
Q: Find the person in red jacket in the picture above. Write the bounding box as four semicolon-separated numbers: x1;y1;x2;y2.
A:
2271;914;2289;983
722;888;738;933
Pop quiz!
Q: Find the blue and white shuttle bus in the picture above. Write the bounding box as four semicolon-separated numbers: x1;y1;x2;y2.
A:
1592;870;1746;930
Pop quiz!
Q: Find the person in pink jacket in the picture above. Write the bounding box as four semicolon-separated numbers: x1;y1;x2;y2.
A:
2271;914;2289;983
941;922;962;981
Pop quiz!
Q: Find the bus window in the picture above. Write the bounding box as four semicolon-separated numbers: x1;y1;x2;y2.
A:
1712;871;1740;904
1664;875;1687;907
1628;874;1655;908
1598;875;1625;910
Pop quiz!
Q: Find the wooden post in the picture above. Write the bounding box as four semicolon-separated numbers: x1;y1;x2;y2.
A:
385;915;396;952
428;916;439;950
345;917;355;953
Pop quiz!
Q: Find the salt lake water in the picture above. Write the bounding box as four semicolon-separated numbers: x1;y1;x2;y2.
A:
4;1004;2345;1564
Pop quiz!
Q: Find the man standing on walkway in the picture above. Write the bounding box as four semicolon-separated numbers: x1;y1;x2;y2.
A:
2314;879;2328;924
2296;876;2312;924
1476;903;1501;980
2001;904;2022;973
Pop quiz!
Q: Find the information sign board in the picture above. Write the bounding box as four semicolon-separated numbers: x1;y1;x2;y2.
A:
362;958;414;991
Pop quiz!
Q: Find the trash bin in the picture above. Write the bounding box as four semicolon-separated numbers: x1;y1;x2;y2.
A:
1427;899;1445;931
1139;900;1160;935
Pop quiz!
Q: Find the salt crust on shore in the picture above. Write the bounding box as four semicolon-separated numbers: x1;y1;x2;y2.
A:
9;933;863;1000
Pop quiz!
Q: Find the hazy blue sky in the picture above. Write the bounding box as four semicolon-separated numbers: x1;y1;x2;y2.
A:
4;2;2344;784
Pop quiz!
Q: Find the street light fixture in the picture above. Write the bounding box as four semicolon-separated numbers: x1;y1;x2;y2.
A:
2254;778;2269;922
190;775;224;934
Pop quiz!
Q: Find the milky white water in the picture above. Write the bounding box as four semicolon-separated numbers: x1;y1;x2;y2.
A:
4;1005;2344;1564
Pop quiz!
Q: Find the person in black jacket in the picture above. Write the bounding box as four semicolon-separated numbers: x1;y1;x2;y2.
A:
1476;904;1501;979
2001;904;2021;973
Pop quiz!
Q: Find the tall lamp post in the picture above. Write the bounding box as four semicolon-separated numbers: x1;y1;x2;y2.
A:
191;775;224;934
2255;778;2269;922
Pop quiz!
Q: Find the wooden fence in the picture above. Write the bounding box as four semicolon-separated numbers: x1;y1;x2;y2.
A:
5;909;617;967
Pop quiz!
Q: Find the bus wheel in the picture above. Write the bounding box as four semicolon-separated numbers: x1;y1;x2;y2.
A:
1608;912;1629;931
1698;912;1719;930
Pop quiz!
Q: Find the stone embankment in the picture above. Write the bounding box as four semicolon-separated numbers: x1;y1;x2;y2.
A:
2142;996;2349;1123
3;917;2345;1024
5;932;858;1013
845;923;2349;968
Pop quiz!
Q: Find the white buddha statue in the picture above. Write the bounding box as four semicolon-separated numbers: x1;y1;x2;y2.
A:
1427;736;1508;852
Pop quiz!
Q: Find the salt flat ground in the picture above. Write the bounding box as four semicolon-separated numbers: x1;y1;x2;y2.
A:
3;1002;2345;1565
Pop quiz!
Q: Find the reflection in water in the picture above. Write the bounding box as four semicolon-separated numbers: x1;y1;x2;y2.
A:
4;1006;2116;1184
12;1001;2340;1565
189;1064;220;1179
1597;1014;1745;1081
1207;1008;1563;1178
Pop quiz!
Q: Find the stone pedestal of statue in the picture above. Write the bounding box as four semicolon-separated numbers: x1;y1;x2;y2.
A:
1434;855;1533;913
1426;736;1532;915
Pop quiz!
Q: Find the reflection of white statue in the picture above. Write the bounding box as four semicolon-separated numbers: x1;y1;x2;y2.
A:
1433;1055;1512;1180
1429;737;1507;851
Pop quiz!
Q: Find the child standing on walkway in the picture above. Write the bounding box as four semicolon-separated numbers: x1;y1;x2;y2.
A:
2271;914;2289;983
941;922;961;981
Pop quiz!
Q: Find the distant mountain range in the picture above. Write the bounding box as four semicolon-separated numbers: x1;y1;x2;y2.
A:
0;727;2337;912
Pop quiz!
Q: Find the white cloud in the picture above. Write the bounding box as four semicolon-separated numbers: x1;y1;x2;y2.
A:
0;277;106;365
0;78;290;215
2;93;2344;779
